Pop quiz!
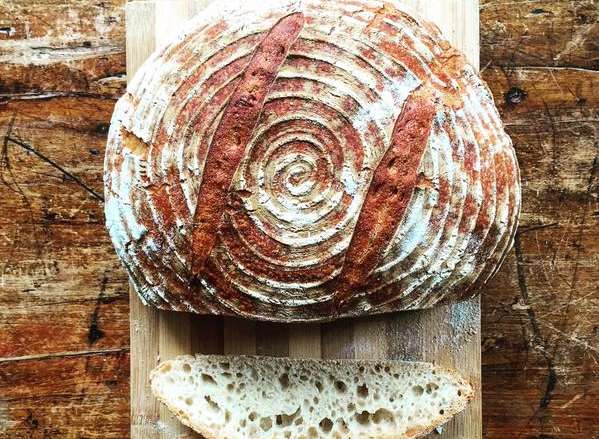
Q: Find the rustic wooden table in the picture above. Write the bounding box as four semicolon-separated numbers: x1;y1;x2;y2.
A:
0;1;597;438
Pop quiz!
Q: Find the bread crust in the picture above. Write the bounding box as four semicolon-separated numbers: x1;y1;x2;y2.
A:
189;12;305;277
105;0;520;320
333;89;436;311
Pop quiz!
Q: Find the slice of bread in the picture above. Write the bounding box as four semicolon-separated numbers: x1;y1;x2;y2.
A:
150;355;474;439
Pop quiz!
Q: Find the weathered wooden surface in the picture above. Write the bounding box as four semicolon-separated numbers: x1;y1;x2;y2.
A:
0;0;597;438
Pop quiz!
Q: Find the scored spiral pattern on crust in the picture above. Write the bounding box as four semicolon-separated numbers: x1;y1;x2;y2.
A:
104;0;521;321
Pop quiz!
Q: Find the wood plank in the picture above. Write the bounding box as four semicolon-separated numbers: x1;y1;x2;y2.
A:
126;3;211;438
256;322;289;357
190;316;224;355
387;300;482;438
127;2;482;439
288;324;321;358
0;0;126;98
480;0;599;70
152;5;206;437
126;3;162;438
480;61;599;438
0;95;129;360
0;351;130;439
223;318;256;356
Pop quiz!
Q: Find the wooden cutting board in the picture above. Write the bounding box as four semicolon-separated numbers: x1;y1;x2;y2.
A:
127;1;482;438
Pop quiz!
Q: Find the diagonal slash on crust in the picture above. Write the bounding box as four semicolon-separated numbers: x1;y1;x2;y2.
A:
189;12;305;277
333;89;436;313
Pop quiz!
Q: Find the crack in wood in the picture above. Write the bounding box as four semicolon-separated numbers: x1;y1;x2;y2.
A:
4;136;104;202
0;112;44;270
518;222;559;234
0;347;129;364
547;154;599;374
87;273;108;345
513;232;557;415
1;91;123;102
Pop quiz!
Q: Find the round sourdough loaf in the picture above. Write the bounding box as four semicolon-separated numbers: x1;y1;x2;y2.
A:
105;0;520;321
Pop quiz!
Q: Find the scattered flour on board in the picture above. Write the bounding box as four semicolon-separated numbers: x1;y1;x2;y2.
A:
446;299;480;351
389;299;480;358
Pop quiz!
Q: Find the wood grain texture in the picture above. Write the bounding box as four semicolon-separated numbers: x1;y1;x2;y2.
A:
480;0;598;70
125;1;482;438
0;0;597;438
0;0;126;99
126;3;207;438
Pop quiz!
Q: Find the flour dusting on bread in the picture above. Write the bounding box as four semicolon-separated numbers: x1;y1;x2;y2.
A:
105;0;520;320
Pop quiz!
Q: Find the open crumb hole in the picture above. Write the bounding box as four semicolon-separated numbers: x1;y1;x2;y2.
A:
260;417;272;431
201;373;216;385
279;373;290;389
426;383;439;394
357;384;369;398
319;417;333;433
354;411;370;425
204;395;219;411
373;408;394;424
334;380;347;393
412;385;424;396
276;408;301;427
315;381;323;392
